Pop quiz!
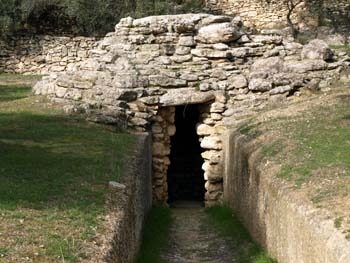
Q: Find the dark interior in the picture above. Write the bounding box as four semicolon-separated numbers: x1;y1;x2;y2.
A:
167;104;205;204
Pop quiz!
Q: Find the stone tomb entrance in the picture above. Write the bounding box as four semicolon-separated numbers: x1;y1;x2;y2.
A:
167;105;205;204
151;91;225;206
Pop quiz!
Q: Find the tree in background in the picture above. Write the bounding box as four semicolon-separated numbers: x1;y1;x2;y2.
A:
0;0;204;38
0;0;22;37
285;0;303;37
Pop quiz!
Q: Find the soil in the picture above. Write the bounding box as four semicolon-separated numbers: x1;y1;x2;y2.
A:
161;202;237;263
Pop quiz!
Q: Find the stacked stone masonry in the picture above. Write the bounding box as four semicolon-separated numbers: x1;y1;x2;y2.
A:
33;13;349;205
206;0;350;42
0;35;98;74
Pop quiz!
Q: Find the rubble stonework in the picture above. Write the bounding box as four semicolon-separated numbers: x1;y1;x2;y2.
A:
0;35;98;74
33;13;349;205
206;0;350;39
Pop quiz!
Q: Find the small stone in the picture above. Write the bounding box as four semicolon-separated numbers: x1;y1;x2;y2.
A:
196;124;214;136
199;82;210;91
200;136;222;150
210;102;225;113
205;181;223;192
171;54;193;63
168;125;176;136
55;87;67;98
211;113;222;121
153;142;170;156
205;172;223;183
178;36;196;47
213;43;229;50
108;181;126;192
269;85;293;95
228;75;248;89
175;46;191;55
201;150;222;164
248;78;273;91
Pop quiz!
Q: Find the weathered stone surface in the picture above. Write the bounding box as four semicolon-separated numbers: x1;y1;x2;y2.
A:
205;171;223;183
283;60;328;73
167;125;176;136
197;23;241;44
228;74;248;89
159;89;215;106
201;15;232;26
210;102;225;113
269;85;293;95
191;48;230;58
200;136;222;150
301;39;334;61
152;142;170;156
249;78;273;91
171;54;193;63
205;181;223;192
251;56;283;74
178;36;196;47
108;181;126;192
196;124;214;136
149;75;187;87
202;150;222;164
213;43;229;50
202;162;223;175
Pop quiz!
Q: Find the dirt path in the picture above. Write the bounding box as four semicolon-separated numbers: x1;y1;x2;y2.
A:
161;204;236;263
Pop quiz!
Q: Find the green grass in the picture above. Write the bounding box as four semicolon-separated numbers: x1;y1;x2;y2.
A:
334;217;343;229
0;75;135;262
0;247;9;255
206;206;276;263
260;140;283;158
0;85;31;102
137;206;172;263
330;45;350;55
274;102;350;186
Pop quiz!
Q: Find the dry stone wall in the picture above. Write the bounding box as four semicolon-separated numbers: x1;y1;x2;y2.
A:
0;35;98;74
33;13;349;205
206;0;320;29
206;0;350;42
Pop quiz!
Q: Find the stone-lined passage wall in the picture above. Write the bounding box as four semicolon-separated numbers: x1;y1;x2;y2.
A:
223;130;350;263
0;35;98;74
33;14;348;205
104;133;152;263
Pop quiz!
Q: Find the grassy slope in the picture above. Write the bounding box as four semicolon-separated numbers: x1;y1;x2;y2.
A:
0;75;135;262
239;81;350;239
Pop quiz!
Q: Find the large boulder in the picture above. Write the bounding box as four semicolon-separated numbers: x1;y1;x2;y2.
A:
196;22;241;44
301;39;334;61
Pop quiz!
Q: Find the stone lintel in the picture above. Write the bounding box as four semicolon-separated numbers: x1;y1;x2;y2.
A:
159;88;215;106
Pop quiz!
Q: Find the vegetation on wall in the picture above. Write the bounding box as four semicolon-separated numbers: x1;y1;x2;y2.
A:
0;0;204;37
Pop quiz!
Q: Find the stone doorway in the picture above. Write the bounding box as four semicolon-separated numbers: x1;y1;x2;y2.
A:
151;91;225;206
167;105;205;204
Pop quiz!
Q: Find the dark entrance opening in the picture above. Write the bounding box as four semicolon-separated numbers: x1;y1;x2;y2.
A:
167;104;205;204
